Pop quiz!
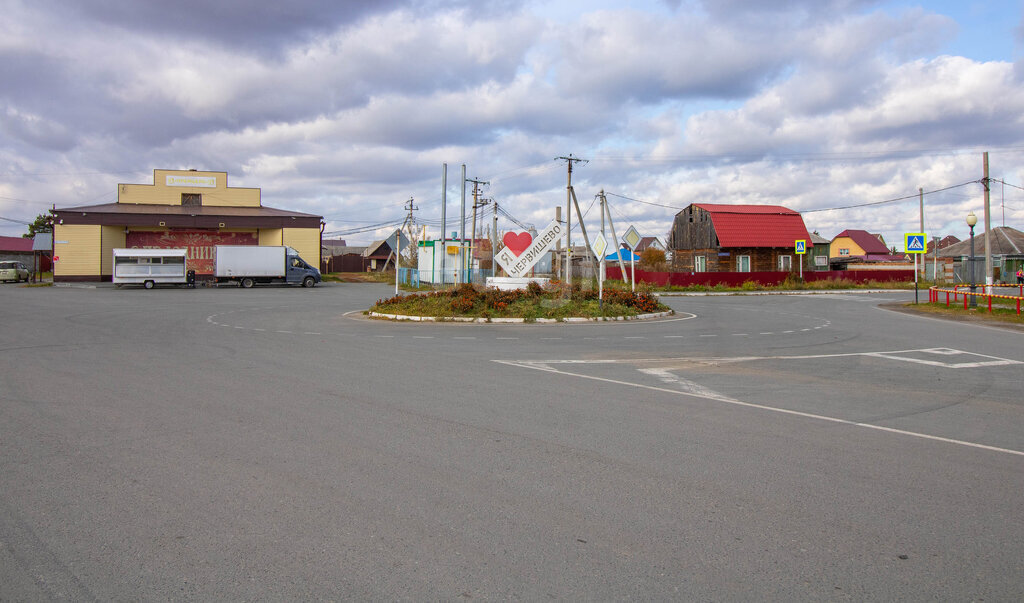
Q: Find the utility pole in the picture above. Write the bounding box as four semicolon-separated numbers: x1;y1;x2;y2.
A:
466;178;489;284
440;163;447;285
460;164;466;285
395;197;417;295
919;187;924;280
556;154;588;282
601;191;627;284
492;200;499;276
983;152;992;286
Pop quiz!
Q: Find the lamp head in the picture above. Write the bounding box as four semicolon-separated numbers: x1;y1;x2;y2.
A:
966;212;978;228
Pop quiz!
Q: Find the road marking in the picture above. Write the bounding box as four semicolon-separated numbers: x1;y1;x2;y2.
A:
494;355;1024;458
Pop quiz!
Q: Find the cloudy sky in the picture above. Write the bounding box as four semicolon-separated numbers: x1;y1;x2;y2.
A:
2;0;1023;250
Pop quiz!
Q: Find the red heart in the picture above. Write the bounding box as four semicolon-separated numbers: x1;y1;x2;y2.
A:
503;231;533;256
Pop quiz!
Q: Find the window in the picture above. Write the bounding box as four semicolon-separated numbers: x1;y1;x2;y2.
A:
181;193;202;206
736;255;750;272
695;255;706;272
778;255;792;271
839;248;850;256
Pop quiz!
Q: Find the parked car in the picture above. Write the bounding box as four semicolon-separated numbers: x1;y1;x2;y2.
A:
0;261;29;283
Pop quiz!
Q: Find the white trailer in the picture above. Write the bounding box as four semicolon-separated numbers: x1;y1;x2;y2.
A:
113;248;189;289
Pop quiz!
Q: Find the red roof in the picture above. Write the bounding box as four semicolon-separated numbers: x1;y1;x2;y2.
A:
0;235;34;252
694;204;813;248
833;229;890;254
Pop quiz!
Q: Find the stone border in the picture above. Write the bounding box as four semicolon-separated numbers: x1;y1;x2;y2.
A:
367;310;674;323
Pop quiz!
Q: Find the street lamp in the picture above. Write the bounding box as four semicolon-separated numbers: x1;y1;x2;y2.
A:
967;211;977;308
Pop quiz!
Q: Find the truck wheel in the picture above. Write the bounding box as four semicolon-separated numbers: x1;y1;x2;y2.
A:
240;277;254;288
144;280;155;290
302;276;316;288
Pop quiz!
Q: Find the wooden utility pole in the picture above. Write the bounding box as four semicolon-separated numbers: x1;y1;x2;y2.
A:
556;154;587;282
983;152;992;285
466;178;488;283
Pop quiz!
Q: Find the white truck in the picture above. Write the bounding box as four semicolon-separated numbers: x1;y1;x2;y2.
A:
214;245;321;288
113;248;189;289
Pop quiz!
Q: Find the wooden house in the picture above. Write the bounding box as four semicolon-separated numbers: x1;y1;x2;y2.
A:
668;204;813;272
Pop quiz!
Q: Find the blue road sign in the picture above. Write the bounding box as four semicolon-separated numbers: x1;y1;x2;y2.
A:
905;233;926;254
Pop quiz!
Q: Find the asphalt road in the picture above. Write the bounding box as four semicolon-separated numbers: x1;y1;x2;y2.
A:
1;282;1022;600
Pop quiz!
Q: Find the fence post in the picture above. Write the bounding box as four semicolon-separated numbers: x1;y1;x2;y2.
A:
988;294;992;312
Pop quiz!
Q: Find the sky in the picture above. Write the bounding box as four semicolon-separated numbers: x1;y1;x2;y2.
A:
2;0;1024;250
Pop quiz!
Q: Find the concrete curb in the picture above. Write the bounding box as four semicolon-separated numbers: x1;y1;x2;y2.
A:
367;310;674;323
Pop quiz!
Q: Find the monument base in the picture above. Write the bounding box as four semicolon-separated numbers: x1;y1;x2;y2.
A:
485;276;550;291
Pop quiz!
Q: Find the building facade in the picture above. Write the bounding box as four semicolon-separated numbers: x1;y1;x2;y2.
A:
52;169;322;282
668;203;813;273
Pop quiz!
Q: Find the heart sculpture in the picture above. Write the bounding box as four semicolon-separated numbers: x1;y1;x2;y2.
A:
503;231;533;256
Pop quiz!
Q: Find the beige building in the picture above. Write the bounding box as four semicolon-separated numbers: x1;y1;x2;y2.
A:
52;169;322;282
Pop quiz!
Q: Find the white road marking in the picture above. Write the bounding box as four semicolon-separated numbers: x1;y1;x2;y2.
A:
494;347;1024;457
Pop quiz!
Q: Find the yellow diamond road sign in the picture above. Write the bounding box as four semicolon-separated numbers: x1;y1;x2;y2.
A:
592;233;607;258
623;225;641;250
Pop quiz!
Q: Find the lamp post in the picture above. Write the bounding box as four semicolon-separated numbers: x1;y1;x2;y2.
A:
967;211;977;308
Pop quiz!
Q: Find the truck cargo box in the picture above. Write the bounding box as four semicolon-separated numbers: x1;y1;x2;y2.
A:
214;245;285;278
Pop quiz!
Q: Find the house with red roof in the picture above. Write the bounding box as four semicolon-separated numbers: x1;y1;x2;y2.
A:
830;229;904;264
1;235;52;271
667;204;813;273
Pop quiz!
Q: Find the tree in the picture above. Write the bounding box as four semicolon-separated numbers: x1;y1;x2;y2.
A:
24;213;53;238
640;247;667;271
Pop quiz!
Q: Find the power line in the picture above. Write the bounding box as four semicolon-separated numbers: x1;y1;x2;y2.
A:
802;180;980;213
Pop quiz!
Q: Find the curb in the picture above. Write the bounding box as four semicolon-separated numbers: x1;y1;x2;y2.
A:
367;310;674;323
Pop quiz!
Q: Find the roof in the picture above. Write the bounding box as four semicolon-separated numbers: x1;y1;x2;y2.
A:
809;232;830;245
54;202;318;219
635;236;663;251
53;202;322;229
938;227;1024;257
693;204;813;248
605;249;639;261
0;235;34;252
833;229;890;254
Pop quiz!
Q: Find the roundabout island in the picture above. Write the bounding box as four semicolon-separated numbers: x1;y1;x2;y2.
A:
368;281;674;323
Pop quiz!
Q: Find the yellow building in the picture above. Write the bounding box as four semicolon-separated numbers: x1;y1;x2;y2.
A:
53;169;322;282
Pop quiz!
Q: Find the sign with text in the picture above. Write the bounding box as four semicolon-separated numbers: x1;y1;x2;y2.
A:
166;175;217;188
494;219;562;277
905;233;926;254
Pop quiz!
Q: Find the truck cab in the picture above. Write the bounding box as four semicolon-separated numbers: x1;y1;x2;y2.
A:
286;248;322;287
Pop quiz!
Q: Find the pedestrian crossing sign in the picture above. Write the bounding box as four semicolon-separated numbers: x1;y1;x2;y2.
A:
795;240;806;254
905;233;926;254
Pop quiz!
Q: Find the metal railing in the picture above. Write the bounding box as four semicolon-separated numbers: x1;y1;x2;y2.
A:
929;285;1024;315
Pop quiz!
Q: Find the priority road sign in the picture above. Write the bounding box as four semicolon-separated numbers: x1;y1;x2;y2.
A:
795;240;806;255
905;233;926;254
623;225;641;250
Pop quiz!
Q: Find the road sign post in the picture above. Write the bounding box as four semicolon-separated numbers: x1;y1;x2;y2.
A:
795;240;806;280
592;233;608;310
623;226;641;293
905;233;926;304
